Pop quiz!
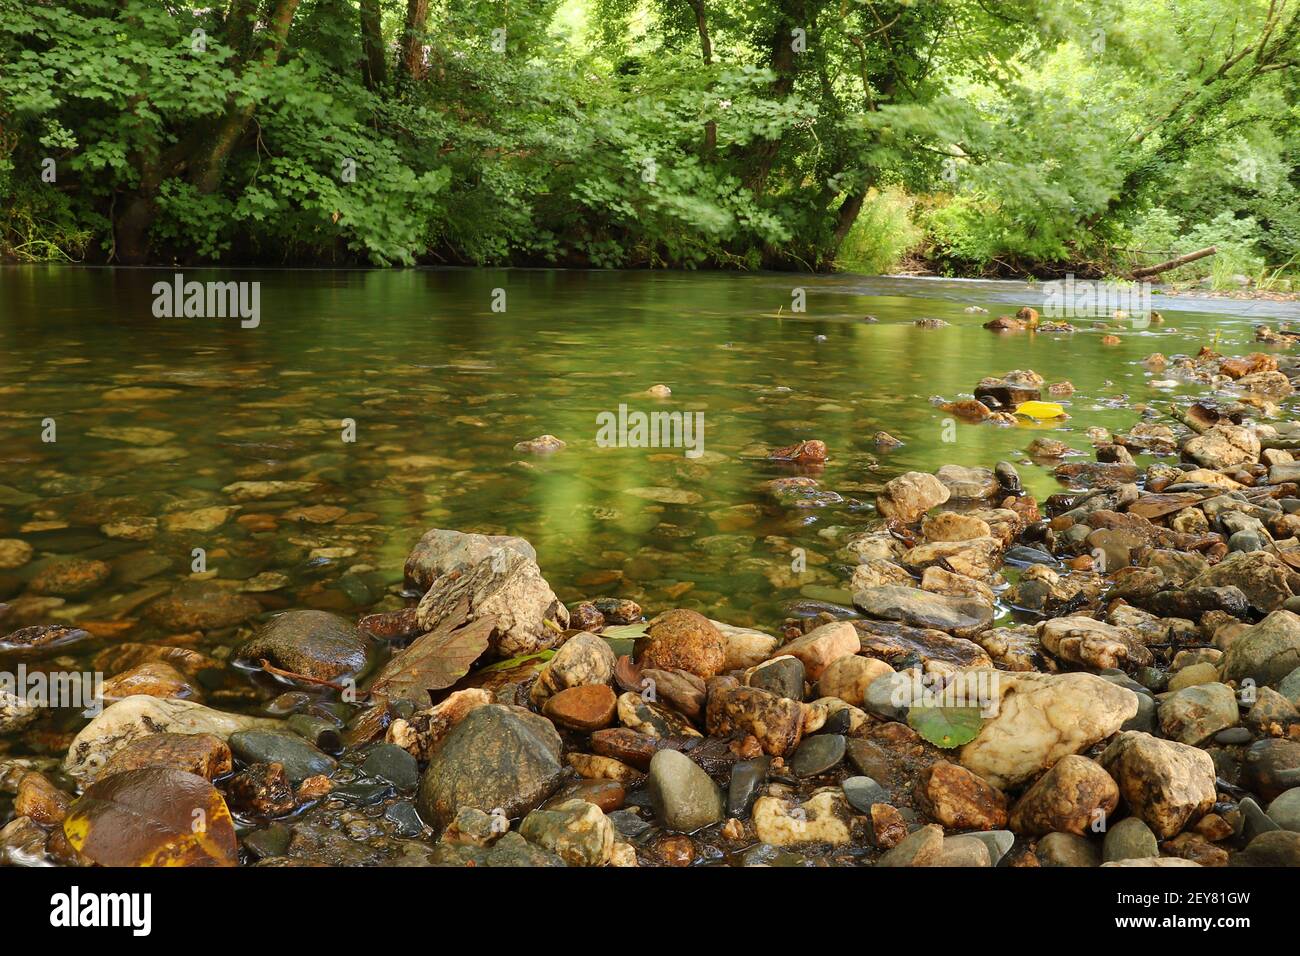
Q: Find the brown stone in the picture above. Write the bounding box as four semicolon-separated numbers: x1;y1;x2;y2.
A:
100;732;233;781
100;661;201;702
917;760;1009;830
777;620;861;680
226;762;296;816
1009;754;1119;836
542;684;617;731
705;683;804;756
636;609;726;679
15;772;72;826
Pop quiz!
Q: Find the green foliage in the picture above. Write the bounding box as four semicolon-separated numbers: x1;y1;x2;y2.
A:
0;0;1295;275
907;706;985;749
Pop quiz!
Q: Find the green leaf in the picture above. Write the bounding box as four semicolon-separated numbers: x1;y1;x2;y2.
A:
906;706;985;749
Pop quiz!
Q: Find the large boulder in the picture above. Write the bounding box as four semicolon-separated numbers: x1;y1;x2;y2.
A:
1186;552;1293;613
63;696;278;783
875;472;950;524
958;670;1138;788
853;585;993;639
404;528;537;591
236;610;368;682
1100;731;1216;839
416;704;563;832
1037;616;1153;670
1221;610;1300;687
415;547;569;658
1183;424;1260;469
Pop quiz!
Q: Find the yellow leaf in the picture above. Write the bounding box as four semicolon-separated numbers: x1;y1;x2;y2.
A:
1014;400;1067;420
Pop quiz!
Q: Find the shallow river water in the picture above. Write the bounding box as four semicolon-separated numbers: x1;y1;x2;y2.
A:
1;266;1298;700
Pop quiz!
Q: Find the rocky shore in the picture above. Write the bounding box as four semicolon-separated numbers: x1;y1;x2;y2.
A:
4;343;1300;867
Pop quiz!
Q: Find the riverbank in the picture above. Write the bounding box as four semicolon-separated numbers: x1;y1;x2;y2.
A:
3;328;1300;867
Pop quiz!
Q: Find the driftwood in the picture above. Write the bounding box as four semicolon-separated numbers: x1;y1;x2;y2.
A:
1133;245;1218;279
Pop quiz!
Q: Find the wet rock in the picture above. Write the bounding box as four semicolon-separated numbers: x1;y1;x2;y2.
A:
716;621;781;670
1242;738;1300;802
360;743;419;791
973;625;1043;671
228;730;336;785
514;434;565;454
841;775;890;813
863;671;914;720
935;465;1000;500
1184;424;1260;469
816;655;894;706
417;704;564;832
877;823;944;866
917;760;1009;830
1229;829;1300;866
939;834;992;866
416;547;569;658
0;688;37;734
385;688;493;761
922;512;991;542
1103;816;1160;862
1143;585;1249;620
0;623;92;653
65;696;277;782
441;806;508;846
542;684;618;731
529;631;616;706
617;691;701;738
638;668;706;720
1187;551;1293;613
570;603;605;631
791;734;845;777
901;536;1003;579
237;610;368;682
776;620;860;680
0;539;33;570
1036;832;1100;867
28;558;110;597
1101;731;1216;838
727;757;769;818
100;732;233;781
959;670;1139;788
15;772;71;826
1168;661;1220;692
1221;610;1300;687
855;585;993;638
636;609;726;679
875;472;950;524
403;528;538;592
519;798;614;866
706;683;803;756
1158;682;1239;745
1266;788;1300;832
1247;687;1299;737
748;656;805;701
1038;616;1153;671
753;788;853;847
101;661;200;702
1009;755;1119;836
144;582;262;631
646;749;724;832
849;558;914;590
227;762;297;816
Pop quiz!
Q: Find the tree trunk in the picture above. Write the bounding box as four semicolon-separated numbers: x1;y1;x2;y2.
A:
189;0;301;195
360;0;387;89
1132;245;1218;279
686;0;716;153
400;0;430;82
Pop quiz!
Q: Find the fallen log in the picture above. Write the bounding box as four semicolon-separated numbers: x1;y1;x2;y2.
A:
1132;245;1217;279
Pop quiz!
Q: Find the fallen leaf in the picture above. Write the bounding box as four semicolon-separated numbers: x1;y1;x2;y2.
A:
63;767;237;866
368;610;496;706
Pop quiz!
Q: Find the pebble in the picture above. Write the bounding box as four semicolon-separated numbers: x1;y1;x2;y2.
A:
841;775;890;813
788;731;844;775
